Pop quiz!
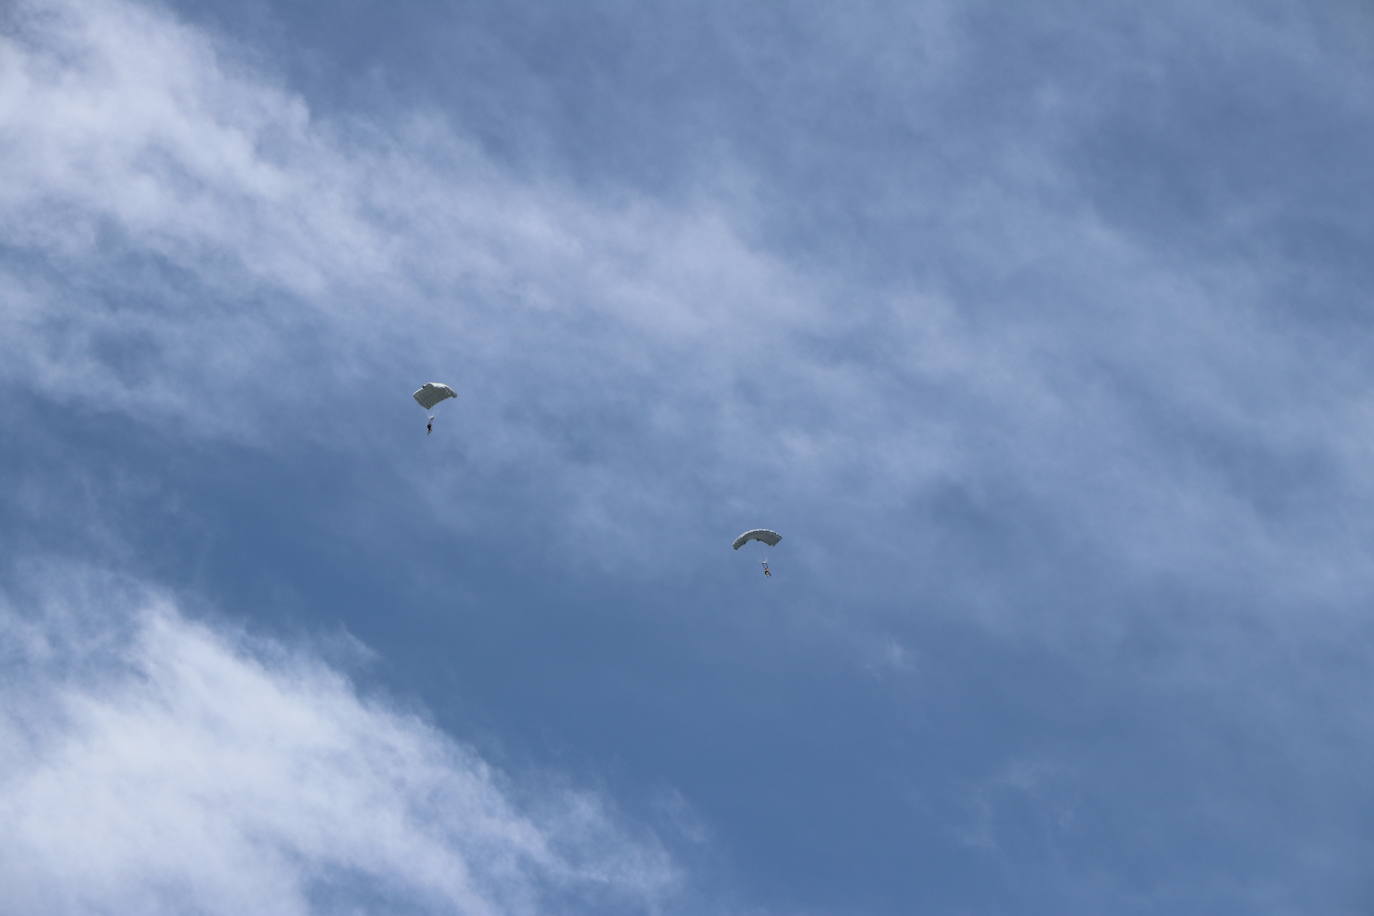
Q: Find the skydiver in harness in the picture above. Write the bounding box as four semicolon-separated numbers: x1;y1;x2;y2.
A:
761;562;772;577
414;383;456;435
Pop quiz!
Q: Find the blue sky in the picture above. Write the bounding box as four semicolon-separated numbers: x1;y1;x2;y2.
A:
2;0;1373;912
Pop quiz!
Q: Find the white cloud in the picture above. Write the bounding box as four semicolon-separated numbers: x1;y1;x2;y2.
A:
0;0;844;546
0;565;679;915
5;0;1374;613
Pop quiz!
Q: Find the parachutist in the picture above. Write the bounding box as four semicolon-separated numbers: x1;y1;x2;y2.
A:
734;529;782;576
414;382;456;434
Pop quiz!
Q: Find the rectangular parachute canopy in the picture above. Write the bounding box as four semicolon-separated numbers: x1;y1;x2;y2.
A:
413;382;457;409
732;529;782;550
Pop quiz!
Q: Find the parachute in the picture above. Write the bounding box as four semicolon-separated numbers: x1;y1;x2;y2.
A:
413;382;457;409
732;529;781;550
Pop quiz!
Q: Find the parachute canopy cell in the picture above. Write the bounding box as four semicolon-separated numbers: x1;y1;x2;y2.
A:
732;529;782;550
413;382;457;409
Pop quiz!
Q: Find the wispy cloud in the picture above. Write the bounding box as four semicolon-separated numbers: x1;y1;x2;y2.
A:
8;0;1370;598
0;0;846;562
0;564;678;915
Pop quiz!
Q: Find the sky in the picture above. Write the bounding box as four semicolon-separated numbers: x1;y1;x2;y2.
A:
2;0;1373;912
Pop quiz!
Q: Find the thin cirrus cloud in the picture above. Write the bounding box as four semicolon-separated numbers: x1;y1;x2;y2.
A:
5;0;1365;607
0;565;679;916
0;0;1265;580
5;0;1374;708
0;0;844;564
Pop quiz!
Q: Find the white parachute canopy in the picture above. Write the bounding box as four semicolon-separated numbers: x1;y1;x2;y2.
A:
413;382;457;410
732;529;782;550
